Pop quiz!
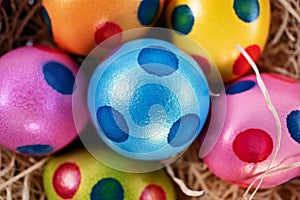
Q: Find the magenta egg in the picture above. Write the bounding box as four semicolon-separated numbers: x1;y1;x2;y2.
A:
203;73;300;188
0;46;84;155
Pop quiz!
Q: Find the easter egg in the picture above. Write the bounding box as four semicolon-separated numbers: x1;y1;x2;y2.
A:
0;46;85;156
43;148;176;200
42;0;165;55
87;38;210;161
203;73;300;188
165;0;271;82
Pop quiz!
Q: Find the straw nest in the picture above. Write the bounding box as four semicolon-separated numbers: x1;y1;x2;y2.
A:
0;0;300;199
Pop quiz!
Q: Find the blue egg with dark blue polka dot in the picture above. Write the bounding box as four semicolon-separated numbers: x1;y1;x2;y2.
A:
88;39;210;161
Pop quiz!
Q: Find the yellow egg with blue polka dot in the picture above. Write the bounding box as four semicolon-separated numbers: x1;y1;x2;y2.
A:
165;0;270;82
43;149;176;200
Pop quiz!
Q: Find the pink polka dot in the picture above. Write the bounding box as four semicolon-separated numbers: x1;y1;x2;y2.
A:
268;73;297;83
232;45;261;76
233;129;273;163
52;162;81;199
192;54;211;75
94;21;123;47
139;184;167;200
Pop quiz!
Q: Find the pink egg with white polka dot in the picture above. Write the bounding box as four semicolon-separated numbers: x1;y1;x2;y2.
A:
0;46;86;156
203;73;300;188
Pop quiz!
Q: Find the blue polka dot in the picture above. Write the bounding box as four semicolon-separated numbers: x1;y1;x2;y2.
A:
168;114;200;147
90;178;124;200
226;80;255;95
137;0;160;25
42;7;53;37
233;0;260;23
287;110;300;144
43;61;75;95
97;106;129;143
16;144;53;155
137;47;179;77
171;5;194;35
129;83;181;127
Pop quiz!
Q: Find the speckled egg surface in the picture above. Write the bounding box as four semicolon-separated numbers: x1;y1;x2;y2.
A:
43;149;176;200
165;0;270;81
203;73;300;188
0;46;84;156
88;39;210;161
42;0;165;55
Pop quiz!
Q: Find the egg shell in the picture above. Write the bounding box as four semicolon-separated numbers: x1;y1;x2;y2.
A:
165;0;271;82
203;73;300;188
88;38;210;161
0;46;85;156
42;0;165;55
43;148;176;200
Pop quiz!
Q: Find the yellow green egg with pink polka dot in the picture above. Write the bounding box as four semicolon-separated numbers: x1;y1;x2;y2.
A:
43;149;176;200
165;0;270;82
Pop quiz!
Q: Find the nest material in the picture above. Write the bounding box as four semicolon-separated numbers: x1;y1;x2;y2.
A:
0;0;300;199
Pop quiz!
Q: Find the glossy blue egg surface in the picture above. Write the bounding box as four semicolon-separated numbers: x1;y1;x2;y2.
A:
88;39;210;160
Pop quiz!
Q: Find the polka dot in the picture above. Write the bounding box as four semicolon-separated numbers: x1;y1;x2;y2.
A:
233;129;273;163
226;80;256;94
129;83;180;127
192;55;211;75
171;5;194;35
43;61;75;95
53;162;81;199
233;0;260;23
90;178;124;200
16;144;53;155
269;74;297;83
94;21;122;47
41;7;53;37
287;110;300;144
138;0;160;25
232;45;261;76
140;184;167;200
97;106;129;143
137;47;179;77
168;114;200;147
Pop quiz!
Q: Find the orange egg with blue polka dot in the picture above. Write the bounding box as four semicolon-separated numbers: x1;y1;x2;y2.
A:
43;149;176;200
42;0;165;55
165;0;270;82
